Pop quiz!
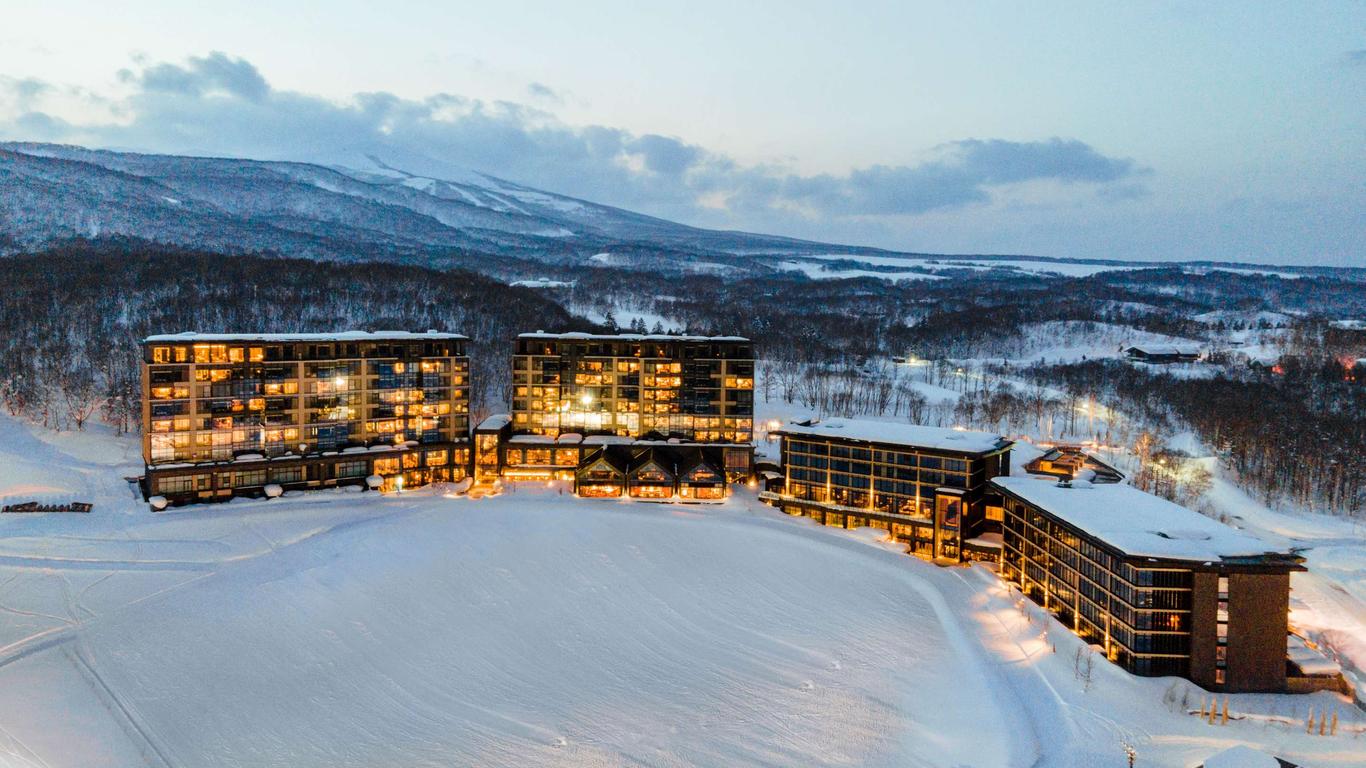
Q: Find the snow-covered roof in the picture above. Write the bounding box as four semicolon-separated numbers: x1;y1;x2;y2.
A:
1124;344;1200;356
990;476;1295;563
146;330;467;342
476;414;511;431
1287;634;1341;676
1200;746;1281;768
518;331;749;342
508;435;554;444
581;435;635;445
775;419;1010;455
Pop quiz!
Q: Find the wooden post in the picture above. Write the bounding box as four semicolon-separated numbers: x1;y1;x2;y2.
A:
1331;710;1338;736
1306;708;1314;734
1318;711;1326;736
1221;697;1228;725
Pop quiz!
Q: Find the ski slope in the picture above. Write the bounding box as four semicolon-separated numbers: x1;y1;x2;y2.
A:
0;414;1362;767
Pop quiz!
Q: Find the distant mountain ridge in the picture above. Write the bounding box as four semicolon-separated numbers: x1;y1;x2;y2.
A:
1;142;1358;279
0;142;825;267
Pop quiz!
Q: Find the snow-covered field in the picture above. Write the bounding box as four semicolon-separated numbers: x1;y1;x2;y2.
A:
0;413;1363;767
773;260;945;282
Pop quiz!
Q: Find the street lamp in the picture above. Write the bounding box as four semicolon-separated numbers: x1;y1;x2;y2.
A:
1122;741;1136;767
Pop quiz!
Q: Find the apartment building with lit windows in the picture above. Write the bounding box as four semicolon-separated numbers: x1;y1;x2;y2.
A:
141;331;470;504
503;333;756;482
763;419;1013;562
991;476;1316;693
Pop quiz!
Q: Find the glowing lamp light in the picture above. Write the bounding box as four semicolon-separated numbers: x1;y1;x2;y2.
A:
333;376;346;388
395;476;404;493
579;393;593;406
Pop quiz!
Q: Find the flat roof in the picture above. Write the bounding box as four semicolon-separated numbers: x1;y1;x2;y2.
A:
990;475;1295;563
145;330;468;343
775;419;1010;455
518;331;749;342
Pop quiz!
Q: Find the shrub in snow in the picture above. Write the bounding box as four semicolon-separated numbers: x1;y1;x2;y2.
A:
148;495;169;511
365;475;384;490
264;484;283;499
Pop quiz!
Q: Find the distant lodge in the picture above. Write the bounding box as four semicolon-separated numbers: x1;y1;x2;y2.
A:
1125;345;1201;364
141;331;754;505
759;420;1343;694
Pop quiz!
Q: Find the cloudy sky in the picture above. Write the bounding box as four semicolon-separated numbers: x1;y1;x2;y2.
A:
1;1;1362;266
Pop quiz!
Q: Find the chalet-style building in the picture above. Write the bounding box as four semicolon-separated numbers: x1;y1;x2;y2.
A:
573;444;730;501
991;475;1332;693
141;331;470;504
762;419;1013;562
1124;345;1201;364
499;332;756;483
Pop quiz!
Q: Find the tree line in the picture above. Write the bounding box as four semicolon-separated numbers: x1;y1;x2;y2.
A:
0;241;585;432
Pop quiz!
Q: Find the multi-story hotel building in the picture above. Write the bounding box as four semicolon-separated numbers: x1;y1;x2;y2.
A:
991;476;1320;693
763;419;1014;561
141;331;470;504
500;332;756;483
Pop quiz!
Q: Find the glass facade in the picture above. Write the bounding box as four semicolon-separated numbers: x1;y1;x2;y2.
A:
1000;496;1195;678
773;434;1007;562
143;334;471;501
510;335;754;443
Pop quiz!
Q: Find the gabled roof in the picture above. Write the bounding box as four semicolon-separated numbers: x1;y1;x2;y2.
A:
627;446;678;479
578;447;629;476
676;447;723;480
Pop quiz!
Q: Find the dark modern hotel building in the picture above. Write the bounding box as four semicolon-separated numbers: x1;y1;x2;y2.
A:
762;419;1014;562
487;332;756;487
141;331;470;503
991;475;1336;694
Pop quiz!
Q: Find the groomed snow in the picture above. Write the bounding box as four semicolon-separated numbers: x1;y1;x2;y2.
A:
776;418;1009;455
991;476;1291;562
0;414;1362;768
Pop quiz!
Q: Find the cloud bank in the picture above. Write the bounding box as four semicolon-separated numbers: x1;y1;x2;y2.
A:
1;52;1143;235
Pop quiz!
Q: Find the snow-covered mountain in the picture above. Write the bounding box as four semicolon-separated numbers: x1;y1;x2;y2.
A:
0;142;817;265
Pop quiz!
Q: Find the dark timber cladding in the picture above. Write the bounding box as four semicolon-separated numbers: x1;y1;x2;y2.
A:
141;331;471;504
991;476;1304;693
766;419;1013;562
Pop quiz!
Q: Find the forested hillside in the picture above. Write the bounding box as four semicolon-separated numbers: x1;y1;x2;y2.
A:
0;241;586;431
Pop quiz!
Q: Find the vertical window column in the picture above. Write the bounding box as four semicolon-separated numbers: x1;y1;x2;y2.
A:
1215;575;1229;685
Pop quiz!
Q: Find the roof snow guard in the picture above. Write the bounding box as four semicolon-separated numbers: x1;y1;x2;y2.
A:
990;475;1301;565
774;418;1011;455
145;330;468;342
517;331;749;342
